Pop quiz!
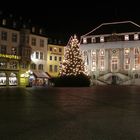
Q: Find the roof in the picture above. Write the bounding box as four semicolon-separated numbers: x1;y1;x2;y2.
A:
82;21;140;37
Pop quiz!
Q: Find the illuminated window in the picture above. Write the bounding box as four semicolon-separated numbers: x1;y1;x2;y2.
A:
125;35;129;41
83;38;87;44
100;49;105;56
112;59;118;71
2;19;6;25
124;58;130;70
0;61;7;69
100;59;105;71
124;48;130;55
92;37;96;43
100;36;104;42
36;52;39;59
134;34;139;40
32;27;35;33
40;52;43;59
54;48;57;52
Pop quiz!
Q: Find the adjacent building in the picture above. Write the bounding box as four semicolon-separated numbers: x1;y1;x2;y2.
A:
80;21;140;85
47;44;64;77
0;17;51;87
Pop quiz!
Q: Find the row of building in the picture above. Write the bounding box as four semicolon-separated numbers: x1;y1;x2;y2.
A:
0;16;65;86
1;14;140;86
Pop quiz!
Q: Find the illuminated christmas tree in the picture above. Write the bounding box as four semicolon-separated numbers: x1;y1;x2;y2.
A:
51;35;90;87
60;34;85;76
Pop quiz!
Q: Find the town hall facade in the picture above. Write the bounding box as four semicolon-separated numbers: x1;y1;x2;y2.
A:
80;21;140;85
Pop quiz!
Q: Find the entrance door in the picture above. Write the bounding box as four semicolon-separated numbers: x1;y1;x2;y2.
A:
111;58;118;72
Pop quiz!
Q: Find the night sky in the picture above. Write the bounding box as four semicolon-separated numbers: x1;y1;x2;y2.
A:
0;1;140;44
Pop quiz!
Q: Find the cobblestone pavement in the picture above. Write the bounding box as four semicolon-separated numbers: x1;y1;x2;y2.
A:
0;86;140;140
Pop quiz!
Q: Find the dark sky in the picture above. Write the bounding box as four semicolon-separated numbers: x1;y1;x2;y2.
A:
0;1;140;44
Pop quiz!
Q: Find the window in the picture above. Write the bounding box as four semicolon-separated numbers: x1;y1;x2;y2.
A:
134;48;139;55
59;57;62;61
10;61;18;69
125;35;129;41
54;48;57;52
92;37;96;43
124;58;130;70
2;19;6;25
12;33;17;42
100;36;104;42
49;65;53;72
50;56;52;60
54;65;58;72
1;45;6;54
83;38;87;44
40;39;44;47
38;64;43;70
0;61;7;69
21;63;27;69
40;52;43;59
100;49;105;56
100;59;105;71
31;63;36;70
134;34;139;40
50;47;52;51
36;52;39;59
54;56;57;61
1;31;7;40
31;38;36;46
59;48;62;52
11;47;17;55
124;48;130;55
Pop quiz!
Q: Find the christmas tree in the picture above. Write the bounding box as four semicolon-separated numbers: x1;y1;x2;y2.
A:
51;35;90;87
60;34;85;76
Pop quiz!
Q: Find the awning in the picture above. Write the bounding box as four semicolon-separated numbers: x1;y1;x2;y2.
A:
33;71;50;78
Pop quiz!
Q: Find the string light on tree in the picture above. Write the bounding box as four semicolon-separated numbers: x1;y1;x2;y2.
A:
60;34;85;76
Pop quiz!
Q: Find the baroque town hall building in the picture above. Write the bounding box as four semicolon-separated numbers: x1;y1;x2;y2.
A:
80;21;140;85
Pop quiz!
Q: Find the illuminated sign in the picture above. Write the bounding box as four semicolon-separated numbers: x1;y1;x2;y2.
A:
0;54;21;59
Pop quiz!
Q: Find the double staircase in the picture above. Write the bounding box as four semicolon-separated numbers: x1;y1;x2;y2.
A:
96;72;131;85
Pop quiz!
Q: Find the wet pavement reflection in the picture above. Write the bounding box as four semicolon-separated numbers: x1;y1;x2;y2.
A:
0;86;140;140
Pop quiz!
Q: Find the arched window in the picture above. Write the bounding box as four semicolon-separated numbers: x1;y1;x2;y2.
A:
38;64;43;70
31;63;36;70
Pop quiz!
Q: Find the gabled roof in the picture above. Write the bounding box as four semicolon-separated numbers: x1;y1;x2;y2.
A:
82;21;140;37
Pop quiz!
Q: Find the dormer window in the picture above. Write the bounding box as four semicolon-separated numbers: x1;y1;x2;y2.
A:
2;19;6;26
100;36;104;42
125;35;129;41
134;34;139;40
32;27;35;33
92;37;96;43
83;38;87;44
